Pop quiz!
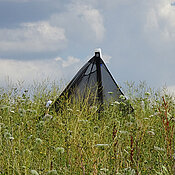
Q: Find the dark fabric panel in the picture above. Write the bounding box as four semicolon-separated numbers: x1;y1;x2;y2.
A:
53;61;91;112
61;56;96;94
71;67;98;103
65;61;91;91
101;63;123;102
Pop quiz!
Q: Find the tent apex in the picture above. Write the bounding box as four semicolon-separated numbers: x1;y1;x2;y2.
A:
94;48;102;58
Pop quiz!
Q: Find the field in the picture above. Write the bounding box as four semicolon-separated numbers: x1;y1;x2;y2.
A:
0;81;175;175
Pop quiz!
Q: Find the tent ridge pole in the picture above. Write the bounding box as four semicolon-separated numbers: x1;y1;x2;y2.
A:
95;52;103;106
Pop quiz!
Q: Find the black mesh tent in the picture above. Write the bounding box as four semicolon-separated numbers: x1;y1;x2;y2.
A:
52;49;133;113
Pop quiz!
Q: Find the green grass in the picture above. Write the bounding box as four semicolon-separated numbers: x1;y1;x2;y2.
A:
0;81;175;175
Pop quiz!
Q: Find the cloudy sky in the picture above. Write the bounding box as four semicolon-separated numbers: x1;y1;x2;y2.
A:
0;0;175;93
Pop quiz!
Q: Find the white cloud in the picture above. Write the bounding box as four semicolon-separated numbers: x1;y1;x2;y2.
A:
0;22;66;52
54;57;62;62
0;1;105;54
73;3;105;41
0;0;175;90
55;56;80;67
0;0;28;1
0;0;50;2
0;56;83;86
50;2;105;42
102;54;111;64
71;0;131;9
0;59;62;84
145;0;175;40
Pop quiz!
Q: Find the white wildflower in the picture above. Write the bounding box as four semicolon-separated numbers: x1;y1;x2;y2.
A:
126;122;133;126
47;170;58;175
23;149;31;155
46;100;52;108
0;123;5;128
68;130;72;134
154;146;165;151
31;170;39;175
154;112;159;116
42;114;53;121
123;167;136;174
90;106;98;111
67;108;73;111
114;101;120;105
55;147;64;154
94;126;99;133
78;120;89;123
35;138;43;145
145;92;151;96
147;131;155;136
119;131;128;134
141;100;144;109
27;135;33;139
8;136;14;140
4;132;11;138
100;168;109;172
95;144;109;147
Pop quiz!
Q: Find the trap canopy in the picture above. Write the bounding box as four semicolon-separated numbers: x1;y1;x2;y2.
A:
53;49;132;112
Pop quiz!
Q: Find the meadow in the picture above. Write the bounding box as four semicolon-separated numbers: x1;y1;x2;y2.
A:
0;81;175;175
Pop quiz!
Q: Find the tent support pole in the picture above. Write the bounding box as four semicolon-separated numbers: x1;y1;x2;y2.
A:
96;54;103;116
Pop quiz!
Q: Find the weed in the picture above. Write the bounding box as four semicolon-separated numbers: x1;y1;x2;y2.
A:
0;81;174;174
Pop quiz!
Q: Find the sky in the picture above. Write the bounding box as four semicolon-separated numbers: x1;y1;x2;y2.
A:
0;0;175;94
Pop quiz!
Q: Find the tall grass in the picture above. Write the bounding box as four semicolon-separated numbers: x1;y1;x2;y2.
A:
0;80;174;174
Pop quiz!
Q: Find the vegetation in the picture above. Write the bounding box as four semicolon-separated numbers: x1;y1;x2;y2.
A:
0;81;175;174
